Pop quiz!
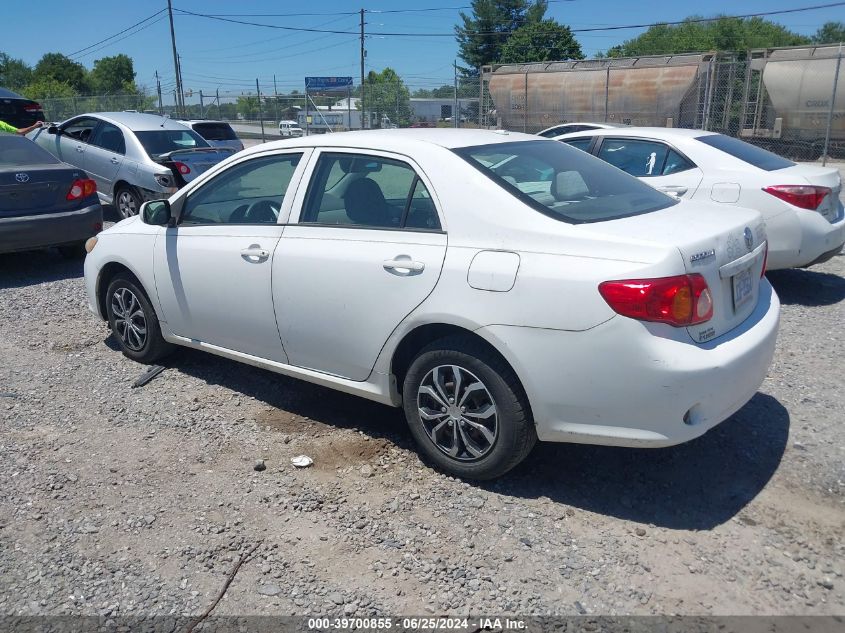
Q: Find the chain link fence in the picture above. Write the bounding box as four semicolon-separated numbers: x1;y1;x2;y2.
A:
481;44;844;163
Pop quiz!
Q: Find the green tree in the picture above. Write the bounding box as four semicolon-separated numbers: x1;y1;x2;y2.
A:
0;52;33;91
89;54;137;94
22;76;77;100
499;19;583;63
813;21;845;44
236;95;259;119
607;16;810;57
456;0;547;72
361;68;411;127
33;53;89;93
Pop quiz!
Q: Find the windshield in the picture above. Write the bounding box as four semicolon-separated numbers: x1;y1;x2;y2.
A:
135;129;210;157
0;135;61;166
695;134;794;171
454;140;676;223
192;122;238;141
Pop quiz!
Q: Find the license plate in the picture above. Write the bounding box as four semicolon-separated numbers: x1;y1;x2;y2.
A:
732;266;754;311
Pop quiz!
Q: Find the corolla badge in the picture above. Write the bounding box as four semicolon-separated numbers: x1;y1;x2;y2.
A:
15;173;30;183
743;227;754;251
689;249;716;264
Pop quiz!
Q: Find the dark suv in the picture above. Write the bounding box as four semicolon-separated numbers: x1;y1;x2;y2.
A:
0;87;45;128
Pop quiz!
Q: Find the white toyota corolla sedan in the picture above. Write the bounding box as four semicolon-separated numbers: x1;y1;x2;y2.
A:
83;129;780;479
554;127;845;270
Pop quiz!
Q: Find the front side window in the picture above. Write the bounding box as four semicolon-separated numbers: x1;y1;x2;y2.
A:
597;138;670;177
454;140;675;224
90;122;126;155
135;129;210;158
61;117;100;143
301;153;440;230
180;153;302;225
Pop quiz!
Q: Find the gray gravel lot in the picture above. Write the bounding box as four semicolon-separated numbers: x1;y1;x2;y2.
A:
0;221;843;618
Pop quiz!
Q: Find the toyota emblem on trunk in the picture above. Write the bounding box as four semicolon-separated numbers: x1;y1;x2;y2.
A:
743;227;753;252
15;173;29;183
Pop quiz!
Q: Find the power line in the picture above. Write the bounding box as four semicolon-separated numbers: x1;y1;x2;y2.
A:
68;9;167;58
175;1;845;37
72;16;168;60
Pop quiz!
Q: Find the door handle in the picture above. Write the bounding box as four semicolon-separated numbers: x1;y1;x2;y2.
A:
657;185;688;197
75;145;84;153
110;157;120;164
241;246;270;261
383;256;425;274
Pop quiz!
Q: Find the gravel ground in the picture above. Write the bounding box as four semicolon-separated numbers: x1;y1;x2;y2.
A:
0;213;843;619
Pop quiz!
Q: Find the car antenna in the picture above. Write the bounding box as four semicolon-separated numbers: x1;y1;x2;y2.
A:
161;113;170;127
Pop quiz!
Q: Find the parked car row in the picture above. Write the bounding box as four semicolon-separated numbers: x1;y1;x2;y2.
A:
551;125;844;270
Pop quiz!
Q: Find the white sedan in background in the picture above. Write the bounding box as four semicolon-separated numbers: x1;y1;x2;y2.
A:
554;127;845;270
83;130;779;479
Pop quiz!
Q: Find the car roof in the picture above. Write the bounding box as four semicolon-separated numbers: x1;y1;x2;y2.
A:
243;128;540;155
0;87;25;99
555;127;718;140
75;112;198;132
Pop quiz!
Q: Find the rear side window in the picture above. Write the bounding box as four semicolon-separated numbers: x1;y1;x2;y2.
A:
695;134;794;171
597;139;670;177
0;136;60;166
193;122;238;141
561;137;593;152
90;122;126;155
455;140;675;224
301;153;440;230
663;149;695;175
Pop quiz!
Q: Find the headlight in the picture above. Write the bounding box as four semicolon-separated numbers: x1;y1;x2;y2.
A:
84;237;98;253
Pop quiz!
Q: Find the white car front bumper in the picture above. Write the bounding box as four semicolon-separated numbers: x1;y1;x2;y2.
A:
480;280;780;448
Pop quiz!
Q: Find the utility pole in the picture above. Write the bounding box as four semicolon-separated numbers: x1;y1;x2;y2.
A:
167;0;185;118
454;60;459;128
360;8;366;129
273;74;279;125
256;78;265;143
199;90;204;119
155;70;163;115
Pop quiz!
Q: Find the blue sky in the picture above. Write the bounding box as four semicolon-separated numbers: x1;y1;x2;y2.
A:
4;0;843;101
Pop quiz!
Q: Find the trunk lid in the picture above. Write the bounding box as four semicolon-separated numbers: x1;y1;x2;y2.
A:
768;164;843;222
587;199;767;344
0;165;88;217
156;147;235;183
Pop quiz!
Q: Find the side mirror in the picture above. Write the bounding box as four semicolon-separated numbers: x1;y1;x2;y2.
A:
47;125;60;135
141;199;173;226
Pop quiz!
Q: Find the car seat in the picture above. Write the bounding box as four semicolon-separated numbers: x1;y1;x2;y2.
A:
343;178;389;226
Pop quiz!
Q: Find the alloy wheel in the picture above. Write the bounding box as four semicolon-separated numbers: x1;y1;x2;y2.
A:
118;190;138;217
416;364;498;461
111;287;147;351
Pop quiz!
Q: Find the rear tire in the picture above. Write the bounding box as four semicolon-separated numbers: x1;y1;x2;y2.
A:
115;185;142;219
402;336;536;480
105;273;174;363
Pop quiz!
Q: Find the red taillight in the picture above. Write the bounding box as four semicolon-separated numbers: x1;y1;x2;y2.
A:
174;161;191;175
763;185;830;210
599;274;714;327
23;103;43;112
66;178;97;201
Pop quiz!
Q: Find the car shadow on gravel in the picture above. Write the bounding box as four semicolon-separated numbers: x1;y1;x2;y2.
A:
490;393;789;530
767;266;845;306
0;250;83;289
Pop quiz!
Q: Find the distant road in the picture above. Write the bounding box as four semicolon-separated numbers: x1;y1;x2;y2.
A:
230;122;284;139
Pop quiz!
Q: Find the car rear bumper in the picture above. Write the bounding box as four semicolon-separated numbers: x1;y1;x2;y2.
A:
766;207;845;270
0;203;103;254
479;280;780;447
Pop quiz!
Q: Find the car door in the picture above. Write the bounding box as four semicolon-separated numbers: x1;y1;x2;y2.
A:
596;137;703;199
152;149;310;362
85;121;126;198
273;150;447;381
49;116;100;168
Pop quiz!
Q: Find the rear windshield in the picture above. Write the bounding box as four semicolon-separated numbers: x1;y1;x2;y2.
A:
695;134;794;171
135;129;210;157
192;122;238;141
0;135;60;167
454;140;676;224
0;88;24;99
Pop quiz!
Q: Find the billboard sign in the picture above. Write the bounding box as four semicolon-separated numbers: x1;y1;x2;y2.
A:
305;76;354;92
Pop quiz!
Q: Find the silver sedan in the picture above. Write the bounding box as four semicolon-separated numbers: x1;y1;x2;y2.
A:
29;112;234;218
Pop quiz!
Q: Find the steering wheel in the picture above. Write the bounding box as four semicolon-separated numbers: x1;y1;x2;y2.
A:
243;200;280;224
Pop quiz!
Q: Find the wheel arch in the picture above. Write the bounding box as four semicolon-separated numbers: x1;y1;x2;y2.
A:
96;261;152;321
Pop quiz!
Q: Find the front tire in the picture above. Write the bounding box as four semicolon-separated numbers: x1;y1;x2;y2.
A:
115;185;142;219
402;337;536;480
105;273;174;363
